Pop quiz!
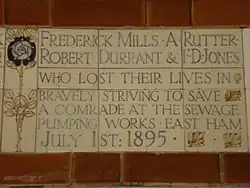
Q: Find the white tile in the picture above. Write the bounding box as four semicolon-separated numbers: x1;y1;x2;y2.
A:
0;27;249;153
4;64;37;89
184;28;247;152
99;69;182;90
38;68;98;89
245;88;250;151
213;128;248;152
243;29;250;152
39;28;98;68
184;89;247;152
182;29;242;68
1;88;37;152
183;68;244;90
99;29;182;68
99;89;185;152
0;27;5;67
0;67;4;88
0;30;4;150
4;28;38;89
35;89;98;152
243;28;250;89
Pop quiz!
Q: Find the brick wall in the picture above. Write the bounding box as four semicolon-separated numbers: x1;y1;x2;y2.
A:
0;153;250;184
0;0;250;186
2;0;250;26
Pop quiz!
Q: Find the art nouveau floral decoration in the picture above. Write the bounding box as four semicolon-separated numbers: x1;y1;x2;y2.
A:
4;29;37;152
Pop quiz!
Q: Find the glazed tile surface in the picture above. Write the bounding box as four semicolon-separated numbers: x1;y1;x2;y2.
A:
0;27;248;152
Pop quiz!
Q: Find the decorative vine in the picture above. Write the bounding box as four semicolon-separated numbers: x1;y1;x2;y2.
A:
4;28;37;152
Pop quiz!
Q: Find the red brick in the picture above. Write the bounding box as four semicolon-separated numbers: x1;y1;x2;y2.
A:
223;153;250;183
5;0;50;25
0;153;71;184
123;153;220;183
52;0;145;26
0;0;3;25
148;0;190;26
74;153;120;183
193;0;250;25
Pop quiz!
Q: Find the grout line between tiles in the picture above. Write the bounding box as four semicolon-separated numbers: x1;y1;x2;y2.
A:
0;28;6;152
219;153;225;184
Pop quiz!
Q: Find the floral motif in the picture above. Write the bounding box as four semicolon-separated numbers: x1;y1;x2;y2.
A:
225;90;241;102
8;37;36;66
4;28;37;152
4;89;37;118
234;73;242;84
223;132;242;148
6;29;37;70
188;131;205;147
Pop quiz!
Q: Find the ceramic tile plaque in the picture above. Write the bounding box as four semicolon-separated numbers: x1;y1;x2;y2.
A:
243;28;250;149
0;27;248;152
